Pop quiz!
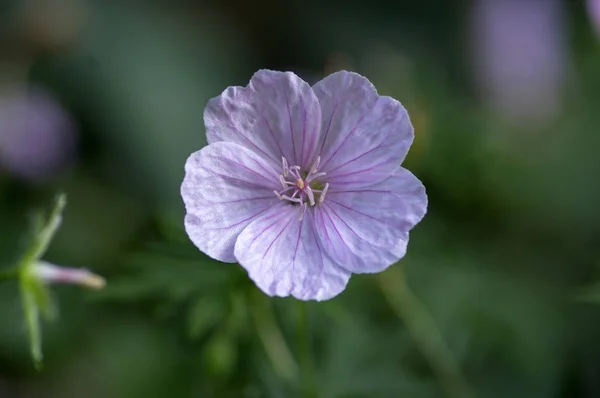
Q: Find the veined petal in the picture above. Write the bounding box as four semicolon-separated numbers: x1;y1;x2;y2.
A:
234;205;351;301
181;142;280;263
204;70;322;169
316;168;427;273
313;71;414;187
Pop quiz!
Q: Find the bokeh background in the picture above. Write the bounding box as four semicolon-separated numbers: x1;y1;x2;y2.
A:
2;0;600;397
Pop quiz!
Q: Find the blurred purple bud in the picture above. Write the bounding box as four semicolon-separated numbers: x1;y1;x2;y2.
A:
588;0;600;38
33;261;105;290
469;0;568;125
0;87;77;181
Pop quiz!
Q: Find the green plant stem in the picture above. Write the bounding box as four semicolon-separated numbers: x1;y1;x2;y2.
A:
297;301;316;398
250;292;297;383
378;268;476;398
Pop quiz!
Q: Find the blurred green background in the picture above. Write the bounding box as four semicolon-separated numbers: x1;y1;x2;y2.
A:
2;0;600;397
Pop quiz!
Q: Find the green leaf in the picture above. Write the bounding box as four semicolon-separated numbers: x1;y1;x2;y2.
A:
29;193;66;263
187;298;225;340
16;192;66;367
20;275;43;369
26;274;57;321
204;332;238;378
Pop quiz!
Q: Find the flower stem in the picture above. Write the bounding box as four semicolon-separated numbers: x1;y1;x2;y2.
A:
378;267;476;398
250;292;297;383
297;301;316;398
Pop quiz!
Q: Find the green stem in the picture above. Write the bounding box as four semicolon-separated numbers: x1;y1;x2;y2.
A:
250;292;297;383
297;301;316;398
378;268;476;398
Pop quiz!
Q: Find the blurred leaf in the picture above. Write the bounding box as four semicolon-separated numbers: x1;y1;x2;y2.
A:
187;297;225;340
16;193;66;367
20;276;43;368
95;249;242;302
575;281;600;304
50;173;147;269
204;331;238;378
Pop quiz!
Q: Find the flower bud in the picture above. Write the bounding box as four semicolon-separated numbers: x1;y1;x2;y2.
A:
32;261;105;290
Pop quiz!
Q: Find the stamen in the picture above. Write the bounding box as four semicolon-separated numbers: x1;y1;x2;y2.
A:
309;156;321;175
281;195;301;203
274;157;329;207
279;175;294;188
306;172;326;183
319;183;330;203
289;166;301;180
282;157;289;177
305;186;316;206
298;203;307;221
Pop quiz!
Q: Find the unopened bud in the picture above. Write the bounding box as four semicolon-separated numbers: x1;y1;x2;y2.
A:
33;261;105;289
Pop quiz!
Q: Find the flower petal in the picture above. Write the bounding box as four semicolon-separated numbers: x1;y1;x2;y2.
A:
181;142;280;263
316;167;427;273
313;71;414;187
204;70;322;169
234;205;351;301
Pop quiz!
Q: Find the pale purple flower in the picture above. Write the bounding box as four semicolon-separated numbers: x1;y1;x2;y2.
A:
588;0;600;38
0;87;77;181
468;0;568;125
181;70;427;301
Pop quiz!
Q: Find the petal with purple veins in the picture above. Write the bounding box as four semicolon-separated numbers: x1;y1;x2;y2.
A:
313;71;414;188
315;167;427;273
181;142;280;263
234;205;351;301
204;70;322;169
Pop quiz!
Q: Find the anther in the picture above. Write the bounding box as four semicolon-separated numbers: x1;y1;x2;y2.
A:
319;183;329;203
298;203;307;221
289;166;301;180
305;186;316;206
309;156;321;175
282;157;289;177
296;178;305;190
274;190;283;200
306;172;326;183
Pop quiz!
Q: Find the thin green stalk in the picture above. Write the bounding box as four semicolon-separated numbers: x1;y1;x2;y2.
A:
297;301;316;398
250;292;298;383
378;268;476;398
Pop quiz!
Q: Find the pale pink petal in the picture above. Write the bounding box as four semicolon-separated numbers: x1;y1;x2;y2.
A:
181;142;280;262
234;205;351;301
315;167;427;273
313;71;413;188
204;70;322;169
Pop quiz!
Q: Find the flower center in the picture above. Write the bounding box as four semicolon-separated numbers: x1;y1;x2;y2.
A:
273;156;329;220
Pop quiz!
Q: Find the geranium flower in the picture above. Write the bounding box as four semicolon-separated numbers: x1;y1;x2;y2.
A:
468;0;567;125
0;87;77;181
589;0;600;38
181;70;427;301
